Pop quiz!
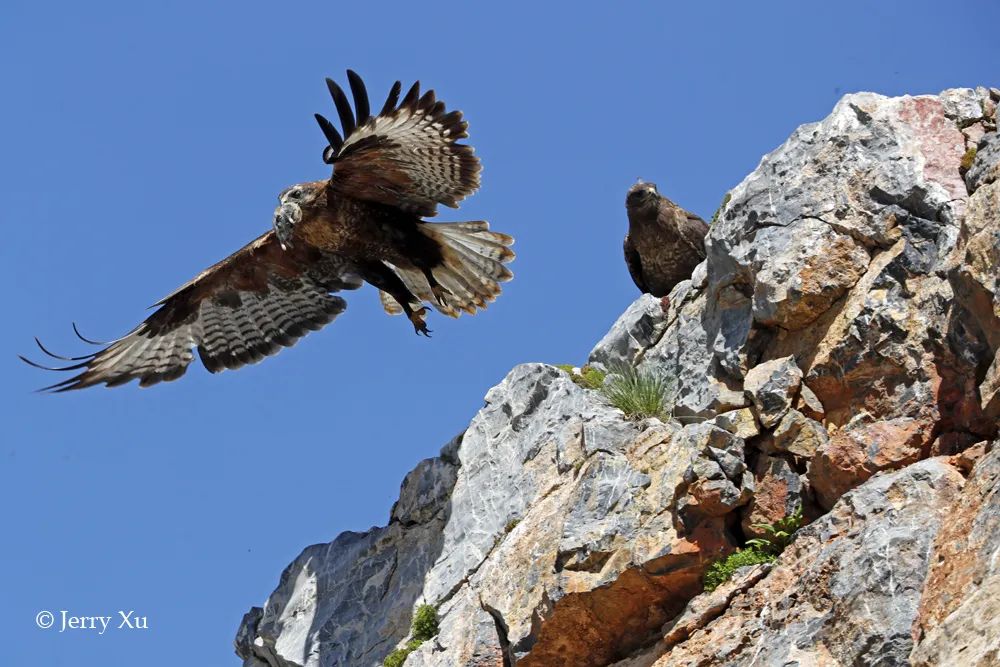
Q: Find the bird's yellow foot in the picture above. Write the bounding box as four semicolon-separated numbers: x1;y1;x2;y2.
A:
409;307;432;337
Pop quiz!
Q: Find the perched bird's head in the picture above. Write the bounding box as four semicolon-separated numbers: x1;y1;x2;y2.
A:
626;180;660;212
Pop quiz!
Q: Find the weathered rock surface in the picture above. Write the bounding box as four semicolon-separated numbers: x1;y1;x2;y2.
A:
742;356;802;428
912;444;1000;666
739;455;803;538
645;459;966;666
237;366;734;667
236;88;999;667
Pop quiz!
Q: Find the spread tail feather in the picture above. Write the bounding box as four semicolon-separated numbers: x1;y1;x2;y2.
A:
379;221;514;318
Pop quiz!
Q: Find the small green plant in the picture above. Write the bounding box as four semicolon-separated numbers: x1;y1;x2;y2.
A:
384;639;424;667
702;546;776;592
960;146;978;172
710;192;732;225
411;604;439;641
504;518;521;533
554;364;607;390
383;604;439;666
702;506;805;593
600;365;672;420
746;506;804;555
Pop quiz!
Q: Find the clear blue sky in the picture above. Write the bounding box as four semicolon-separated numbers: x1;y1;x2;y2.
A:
2;1;996;665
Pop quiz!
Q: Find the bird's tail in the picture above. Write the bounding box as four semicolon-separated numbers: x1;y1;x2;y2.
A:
379;221;514;318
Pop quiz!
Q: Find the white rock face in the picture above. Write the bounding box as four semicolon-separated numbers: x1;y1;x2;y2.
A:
236;88;999;667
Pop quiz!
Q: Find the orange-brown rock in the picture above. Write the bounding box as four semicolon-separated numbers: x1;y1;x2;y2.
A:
740;455;803;538
912;444;1000;666
648;459;965;667
808;417;930;509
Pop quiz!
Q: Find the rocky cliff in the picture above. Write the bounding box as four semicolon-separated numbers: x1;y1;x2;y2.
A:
235;87;1000;667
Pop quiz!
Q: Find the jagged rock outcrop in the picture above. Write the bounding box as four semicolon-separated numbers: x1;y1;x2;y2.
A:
236;87;999;667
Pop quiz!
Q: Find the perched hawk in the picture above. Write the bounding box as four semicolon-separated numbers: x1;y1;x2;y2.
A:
21;71;514;391
623;181;708;299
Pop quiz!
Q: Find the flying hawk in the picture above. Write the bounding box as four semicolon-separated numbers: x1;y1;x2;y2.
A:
623;181;707;299
21;71;514;391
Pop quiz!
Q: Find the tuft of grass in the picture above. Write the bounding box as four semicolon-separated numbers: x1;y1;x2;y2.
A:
960;146;978;173
504;518;521;533
554;364;607;390
702;547;776;592
600;365;672;421
710;192;732;225
383;604;439;666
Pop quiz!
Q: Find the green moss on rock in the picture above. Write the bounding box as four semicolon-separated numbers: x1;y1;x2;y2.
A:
383;605;439;666
554;364;607;390
702;547;776;592
961;146;978;173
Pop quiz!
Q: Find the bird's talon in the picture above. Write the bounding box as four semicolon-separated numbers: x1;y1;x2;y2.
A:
409;308;431;337
431;285;448;306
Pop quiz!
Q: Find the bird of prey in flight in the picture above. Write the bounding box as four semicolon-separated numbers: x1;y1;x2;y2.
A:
21;71;514;391
623;181;707;301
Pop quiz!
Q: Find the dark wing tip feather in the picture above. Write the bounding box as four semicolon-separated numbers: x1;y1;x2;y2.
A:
18;353;91;372
400;81;421;108
345;69;370;125
72;322;108;345
325;77;356;137
381;81;402;116
418;89;437;109
39;376;86;393
314;113;344;160
34;336;93;361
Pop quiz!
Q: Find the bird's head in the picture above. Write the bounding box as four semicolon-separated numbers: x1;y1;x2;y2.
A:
278;182;325;207
626;180;660;211
273;182;324;249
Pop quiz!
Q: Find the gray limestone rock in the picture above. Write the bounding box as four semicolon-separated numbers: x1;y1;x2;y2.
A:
965;132;1000;192
589;293;668;370
742;357;803;428
770;408;829;458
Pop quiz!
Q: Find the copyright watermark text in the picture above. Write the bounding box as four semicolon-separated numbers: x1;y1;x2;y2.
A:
36;610;149;634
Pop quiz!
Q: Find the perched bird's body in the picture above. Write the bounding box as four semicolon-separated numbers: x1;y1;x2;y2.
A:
23;72;514;391
623;182;708;298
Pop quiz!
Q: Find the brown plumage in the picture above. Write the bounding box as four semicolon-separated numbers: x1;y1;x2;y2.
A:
623;181;708;298
21;71;514;391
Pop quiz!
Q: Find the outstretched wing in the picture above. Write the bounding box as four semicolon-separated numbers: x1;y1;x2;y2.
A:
21;232;362;391
314;70;481;217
